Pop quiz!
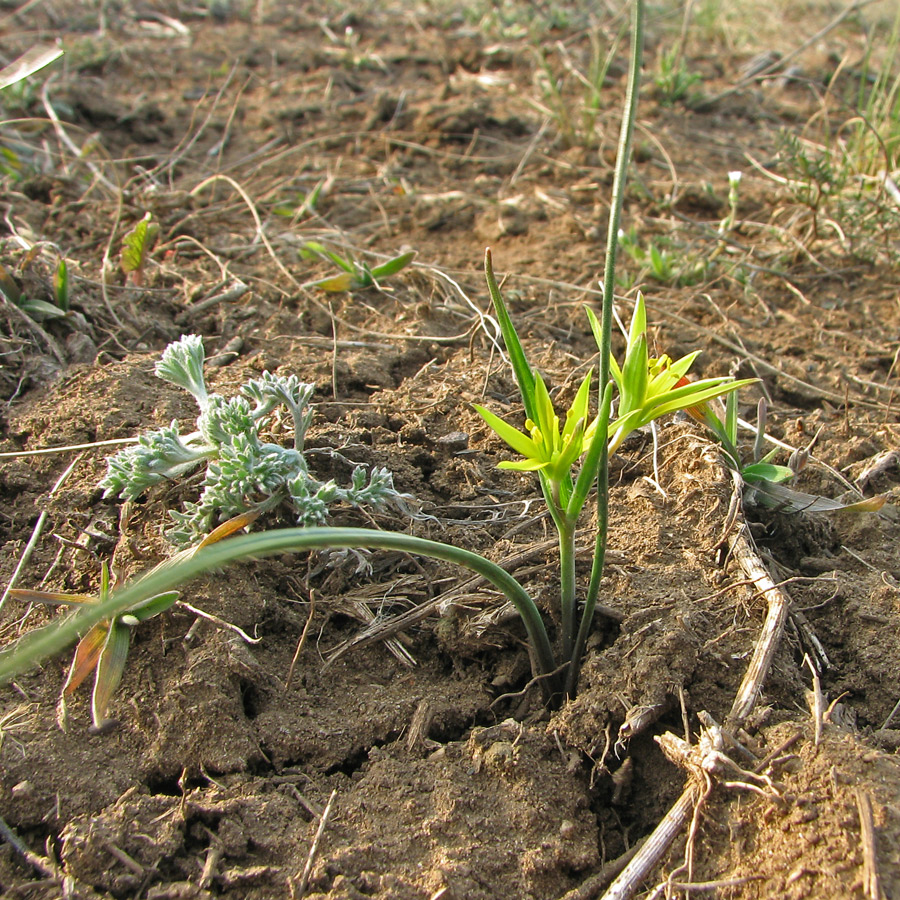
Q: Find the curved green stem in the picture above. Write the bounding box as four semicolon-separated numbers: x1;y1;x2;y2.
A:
0;527;559;700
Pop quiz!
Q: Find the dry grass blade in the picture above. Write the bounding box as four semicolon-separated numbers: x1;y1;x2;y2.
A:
855;788;885;900
0;454;81;614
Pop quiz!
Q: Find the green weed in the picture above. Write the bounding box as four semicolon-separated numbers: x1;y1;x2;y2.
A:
120;213;159;287
652;44;702;107
100;335;407;546
532;22;623;150
301;241;416;292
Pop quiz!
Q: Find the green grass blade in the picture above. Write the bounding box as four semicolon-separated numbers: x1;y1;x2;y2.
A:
91;620;130;730
0;527;560;699
371;250;416;279
484;249;536;420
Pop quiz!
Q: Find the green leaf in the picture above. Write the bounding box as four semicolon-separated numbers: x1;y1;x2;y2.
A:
741;462;796;484
53;259;69;312
20;298;68;319
656;350;701;385
620;333;649;414
91;619;130;730
563;370;593;442
498;458;548;472
122;591;181;624
120;213;159;279
567;381;613;520
484;249;536;419
371;250;416;279
725;389;738;447
642;377;757;420
309;271;357;292
626;292;647;355
155;335;209;408
300;241;355;272
473;404;538;460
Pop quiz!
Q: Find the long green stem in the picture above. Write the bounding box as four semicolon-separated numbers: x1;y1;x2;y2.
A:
599;0;644;393
567;0;644;697
558;518;577;663
0;527;560;700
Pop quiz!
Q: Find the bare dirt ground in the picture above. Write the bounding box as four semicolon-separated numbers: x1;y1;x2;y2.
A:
1;2;900;898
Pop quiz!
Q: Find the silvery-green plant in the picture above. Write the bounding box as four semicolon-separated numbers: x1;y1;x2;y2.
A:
100;335;404;545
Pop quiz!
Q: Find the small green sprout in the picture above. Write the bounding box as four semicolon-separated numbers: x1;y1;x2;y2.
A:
301;241;416;292
272;178;326;219
7;514;255;731
9;562;179;732
0;259;68;320
100;335;406;545
653;44;702;107
617;228;709;287
586;293;756;452
53;258;69;312
694;392;886;514
120;212;159;286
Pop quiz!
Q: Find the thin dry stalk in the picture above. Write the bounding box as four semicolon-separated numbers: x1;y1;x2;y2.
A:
855;788;884;900
0;437;137;459
724;514;789;730
286;589;317;690
0;454;81;614
804;653;825;745
599;786;700;900
295;788;337;898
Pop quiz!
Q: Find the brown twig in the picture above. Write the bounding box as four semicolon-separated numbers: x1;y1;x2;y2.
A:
724;473;789;731
286;589;316;690
855;788;884;900
295;789;337;898
600;786;700;900
598;466;790;900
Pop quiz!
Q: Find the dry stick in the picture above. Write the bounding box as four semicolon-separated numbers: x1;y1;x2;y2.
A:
295;789;337;898
599;471;790;900
855;788;884;900
286;590;316;691
803;653;825;746
0;437;138;459
723;501;790;730
177;601;262;645
600;787;701;900
557;843;642;900
0;812;59;879
0;455;81;615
